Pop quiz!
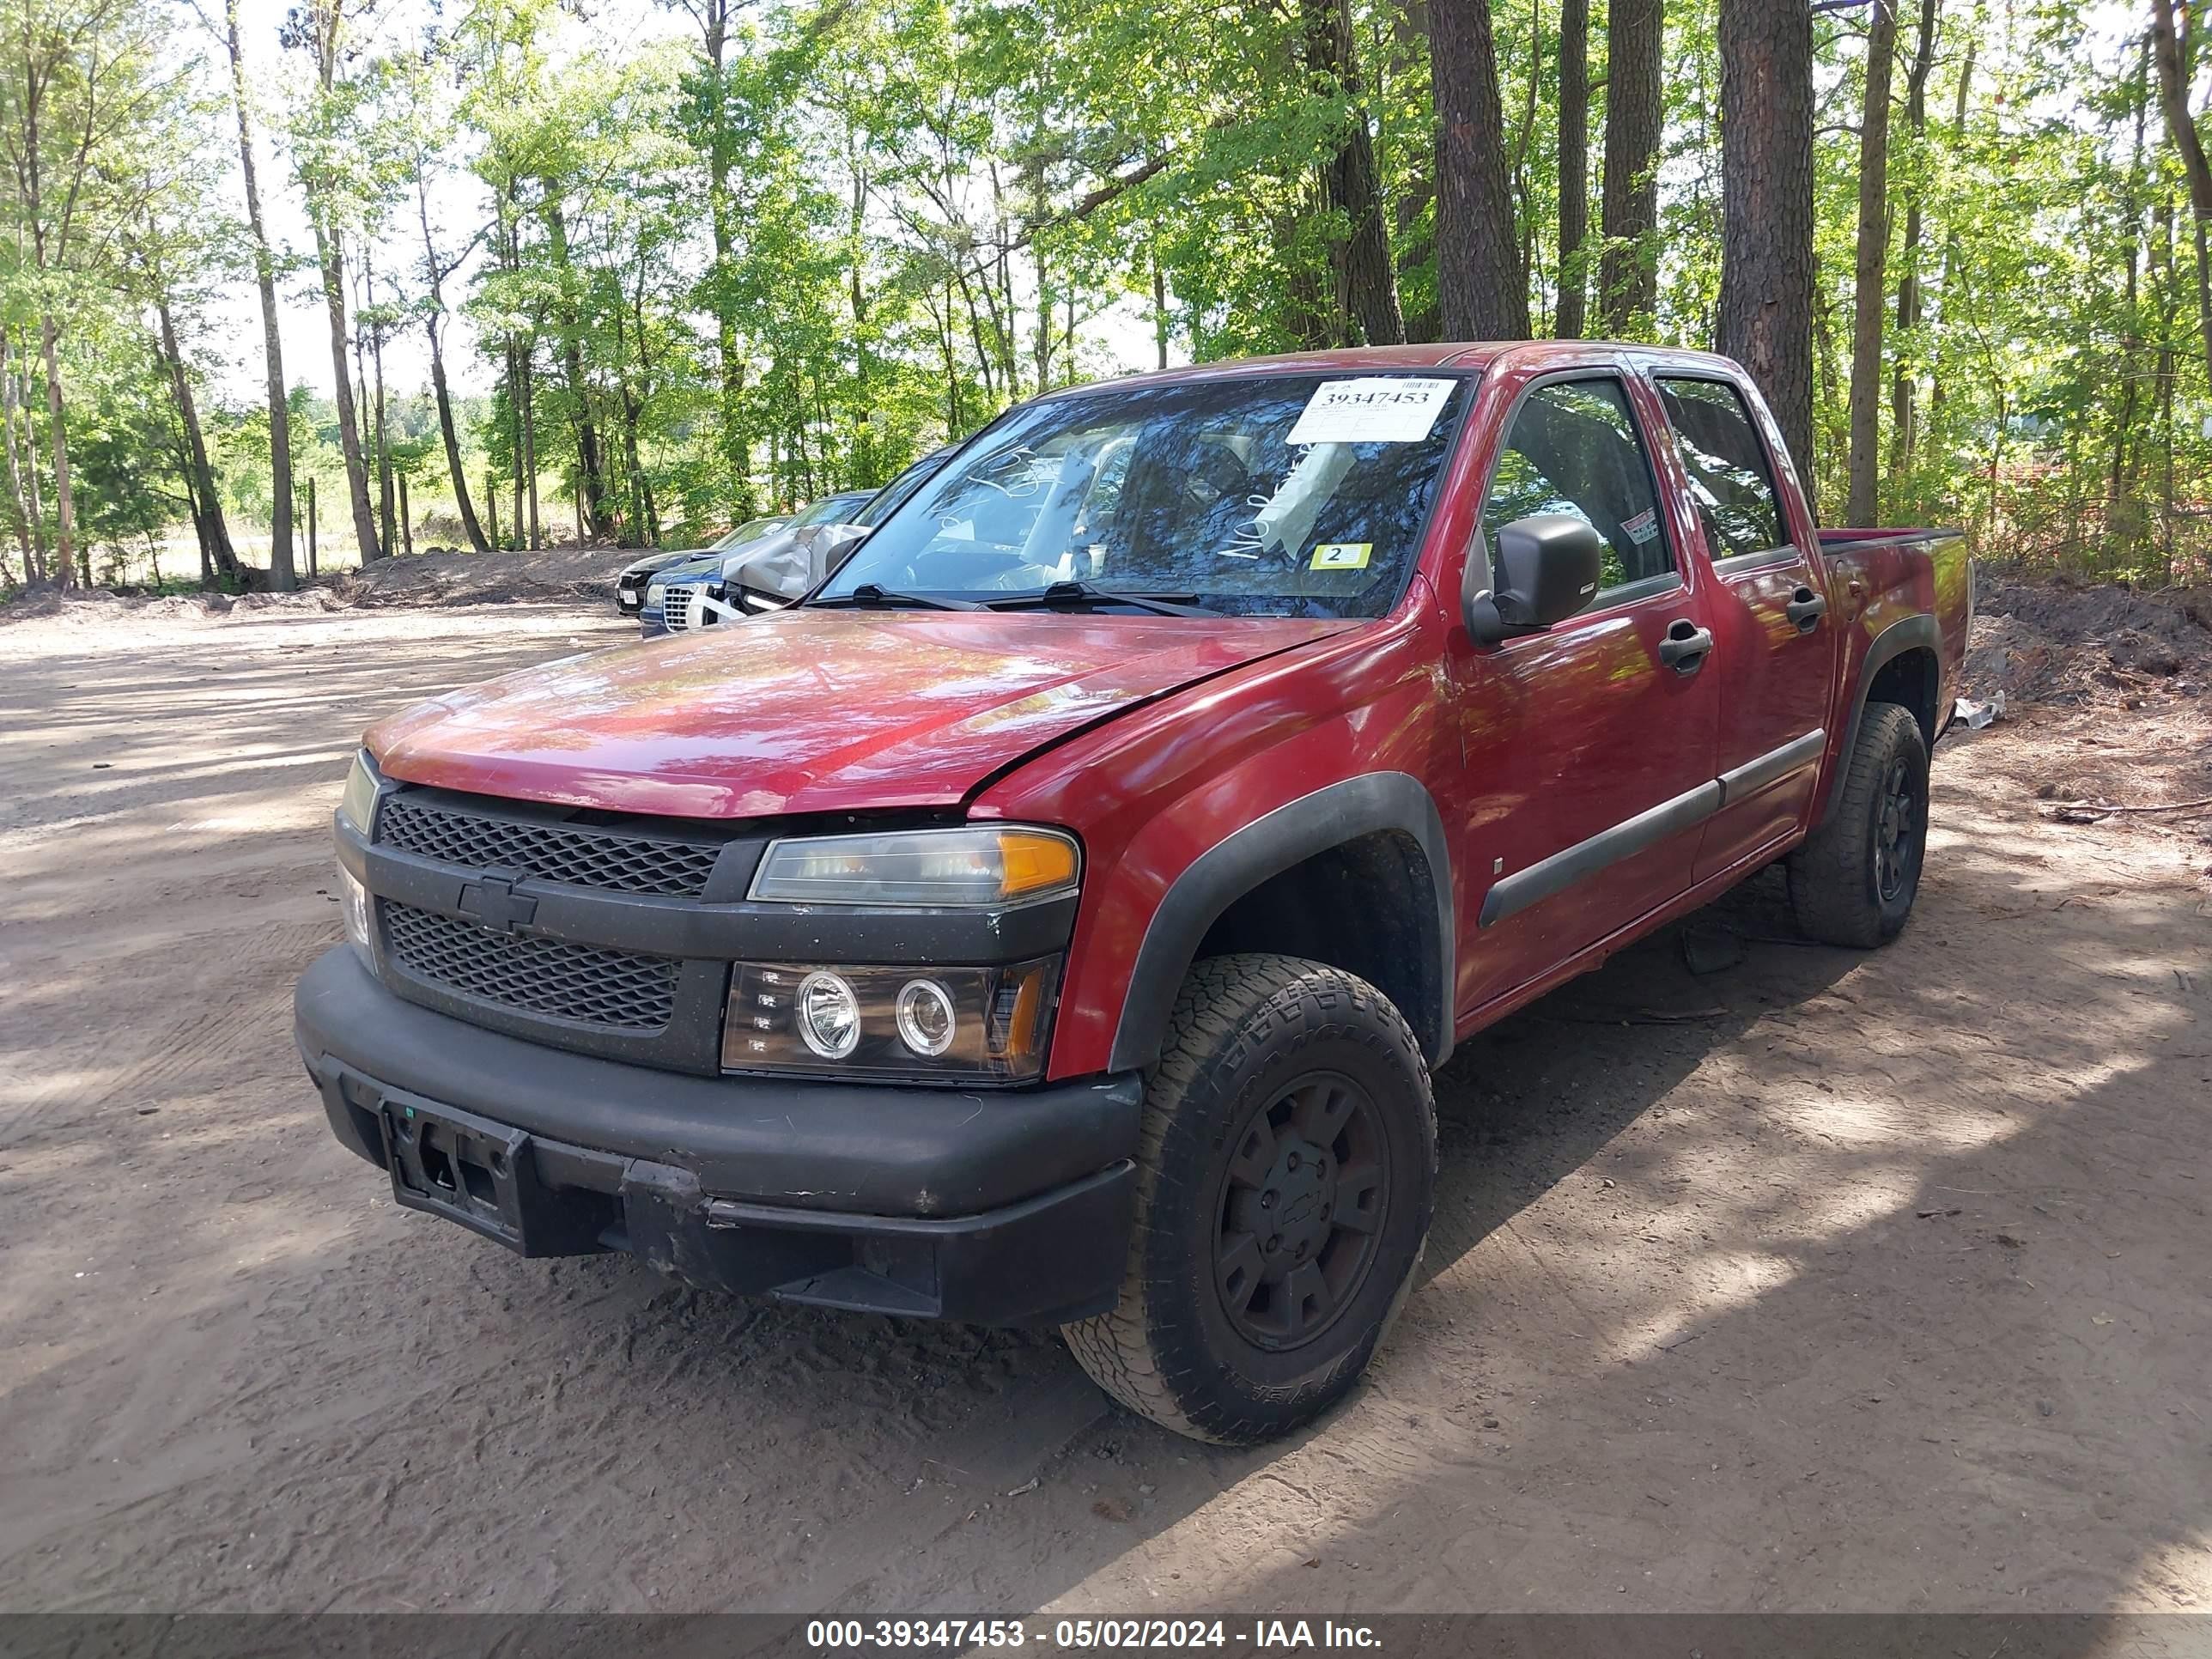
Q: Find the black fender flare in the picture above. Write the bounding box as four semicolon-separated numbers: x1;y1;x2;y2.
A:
1820;611;1941;828
1105;772;1456;1074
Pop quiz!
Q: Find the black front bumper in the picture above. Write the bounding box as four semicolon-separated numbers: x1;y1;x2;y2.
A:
295;946;1142;1326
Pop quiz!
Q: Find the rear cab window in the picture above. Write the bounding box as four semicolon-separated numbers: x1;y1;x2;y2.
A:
1652;376;1789;562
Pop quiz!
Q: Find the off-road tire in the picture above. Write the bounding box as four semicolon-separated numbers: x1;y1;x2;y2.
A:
1787;702;1930;948
1060;954;1436;1444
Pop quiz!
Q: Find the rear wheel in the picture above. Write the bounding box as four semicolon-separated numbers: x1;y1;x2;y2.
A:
1061;954;1435;1444
1788;702;1930;948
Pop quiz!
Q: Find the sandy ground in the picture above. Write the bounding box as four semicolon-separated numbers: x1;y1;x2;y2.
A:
2;597;2210;1618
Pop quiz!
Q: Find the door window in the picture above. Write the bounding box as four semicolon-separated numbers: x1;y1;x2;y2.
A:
1481;379;1674;606
1654;377;1788;560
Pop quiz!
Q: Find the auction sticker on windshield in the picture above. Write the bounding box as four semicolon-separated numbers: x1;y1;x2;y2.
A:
1310;542;1372;569
1287;377;1457;445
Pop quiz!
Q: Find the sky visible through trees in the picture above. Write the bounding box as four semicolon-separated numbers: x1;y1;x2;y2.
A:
0;0;2205;592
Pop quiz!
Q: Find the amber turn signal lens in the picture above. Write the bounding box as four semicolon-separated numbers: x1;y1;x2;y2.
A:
996;830;1080;900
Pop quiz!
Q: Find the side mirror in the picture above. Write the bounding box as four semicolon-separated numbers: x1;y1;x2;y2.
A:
1463;513;1605;645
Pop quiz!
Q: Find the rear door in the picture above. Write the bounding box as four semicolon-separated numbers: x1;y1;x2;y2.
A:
1444;367;1722;1017
1647;371;1838;880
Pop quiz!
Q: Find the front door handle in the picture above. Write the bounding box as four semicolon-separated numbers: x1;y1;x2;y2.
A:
1785;586;1827;632
1657;618;1714;674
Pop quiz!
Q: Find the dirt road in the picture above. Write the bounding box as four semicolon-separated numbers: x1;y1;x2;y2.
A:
2;600;2209;1615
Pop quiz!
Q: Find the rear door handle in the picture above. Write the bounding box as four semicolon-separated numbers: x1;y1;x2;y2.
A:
1657;618;1714;674
1785;586;1827;632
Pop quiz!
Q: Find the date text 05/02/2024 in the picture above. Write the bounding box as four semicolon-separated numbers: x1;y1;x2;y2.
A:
803;1619;1384;1650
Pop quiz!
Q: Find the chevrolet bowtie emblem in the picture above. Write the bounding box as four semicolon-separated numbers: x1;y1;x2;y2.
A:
457;875;538;935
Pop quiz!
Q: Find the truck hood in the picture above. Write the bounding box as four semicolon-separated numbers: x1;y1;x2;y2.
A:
367;610;1356;818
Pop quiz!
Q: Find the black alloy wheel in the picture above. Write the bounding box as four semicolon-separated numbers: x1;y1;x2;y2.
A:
1213;1073;1389;1352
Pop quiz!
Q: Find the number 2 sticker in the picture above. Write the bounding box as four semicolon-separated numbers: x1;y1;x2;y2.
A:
1311;543;1372;570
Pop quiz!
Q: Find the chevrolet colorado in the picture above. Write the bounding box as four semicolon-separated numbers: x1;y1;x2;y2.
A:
296;343;1969;1443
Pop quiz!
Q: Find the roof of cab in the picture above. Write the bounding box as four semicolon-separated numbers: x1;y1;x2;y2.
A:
1041;340;1745;398
1073;345;1504;392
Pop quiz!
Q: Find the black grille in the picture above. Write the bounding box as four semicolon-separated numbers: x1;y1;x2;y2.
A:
379;795;723;896
383;902;678;1031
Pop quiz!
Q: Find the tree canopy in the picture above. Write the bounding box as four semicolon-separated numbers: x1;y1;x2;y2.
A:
1;0;2208;592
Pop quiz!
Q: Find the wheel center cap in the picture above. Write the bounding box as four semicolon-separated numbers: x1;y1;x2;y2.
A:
1236;1133;1336;1280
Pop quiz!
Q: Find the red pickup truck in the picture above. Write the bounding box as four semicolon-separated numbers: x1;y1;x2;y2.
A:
297;343;1969;1443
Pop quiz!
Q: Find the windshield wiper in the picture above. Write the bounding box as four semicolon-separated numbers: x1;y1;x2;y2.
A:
985;580;1214;617
809;583;981;612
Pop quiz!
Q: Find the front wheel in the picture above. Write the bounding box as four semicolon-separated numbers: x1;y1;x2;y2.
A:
1061;954;1436;1444
1788;702;1931;948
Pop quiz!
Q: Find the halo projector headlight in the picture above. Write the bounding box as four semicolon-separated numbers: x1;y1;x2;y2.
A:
895;979;958;1057
793;970;861;1060
722;957;1061;1084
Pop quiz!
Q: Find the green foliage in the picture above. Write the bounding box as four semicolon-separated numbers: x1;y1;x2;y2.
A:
0;0;2209;587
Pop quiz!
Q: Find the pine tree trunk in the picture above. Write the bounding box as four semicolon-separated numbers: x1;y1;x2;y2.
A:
416;172;489;551
1598;0;1663;336
168;399;216;584
2110;37;2151;521
544;197;607;536
18;349;46;584
17;348;48;586
1717;0;1817;513
1556;0;1590;339
1389;0;1438;342
855;149;879;477
2150;0;2212;394
1889;0;1938;482
1929;42;1973;423
312;219;384;564
225;0;294;591
622;384;650;548
39;314;77;589
1845;0;1898;527
1152;258;1170;368
701;0;753;517
427;331;487;552
2155;195;2179;580
0;348;37;582
1307;0;1406;346
1281;202;1341;350
521;347;541;549
507;336;524;550
1432;0;1528;339
155;294;242;583
372;298;394;559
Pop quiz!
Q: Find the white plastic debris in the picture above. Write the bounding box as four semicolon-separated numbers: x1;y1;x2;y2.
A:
1954;692;2005;730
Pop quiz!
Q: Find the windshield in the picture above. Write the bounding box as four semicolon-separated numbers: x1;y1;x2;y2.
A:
712;516;787;551
853;449;950;529
792;492;869;528
814;374;1474;617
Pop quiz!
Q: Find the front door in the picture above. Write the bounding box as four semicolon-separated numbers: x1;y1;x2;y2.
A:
1648;373;1838;880
1445;370;1722;1018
